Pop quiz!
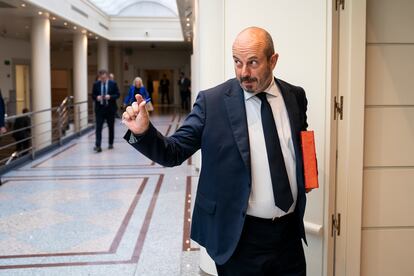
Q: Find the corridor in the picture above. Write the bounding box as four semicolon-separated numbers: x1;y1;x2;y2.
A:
0;109;201;275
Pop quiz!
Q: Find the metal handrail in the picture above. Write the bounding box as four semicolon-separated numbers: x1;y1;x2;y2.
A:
57;95;74;112
0;97;94;166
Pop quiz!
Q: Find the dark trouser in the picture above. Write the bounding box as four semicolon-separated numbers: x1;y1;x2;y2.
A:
216;213;306;276
16;138;31;154
180;90;189;109
161;90;170;104
95;109;115;147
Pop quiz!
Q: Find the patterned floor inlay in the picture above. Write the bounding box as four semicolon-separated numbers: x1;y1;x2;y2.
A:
0;112;202;275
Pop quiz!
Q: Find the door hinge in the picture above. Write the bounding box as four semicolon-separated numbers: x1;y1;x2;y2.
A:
335;0;345;10
331;213;341;236
334;96;343;120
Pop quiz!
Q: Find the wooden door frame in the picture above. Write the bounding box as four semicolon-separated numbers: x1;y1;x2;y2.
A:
323;1;339;275
333;0;367;275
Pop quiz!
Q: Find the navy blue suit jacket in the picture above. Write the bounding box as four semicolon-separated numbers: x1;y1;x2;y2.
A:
91;80;120;113
124;78;308;265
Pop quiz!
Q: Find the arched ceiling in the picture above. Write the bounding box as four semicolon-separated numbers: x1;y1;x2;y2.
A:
88;0;178;17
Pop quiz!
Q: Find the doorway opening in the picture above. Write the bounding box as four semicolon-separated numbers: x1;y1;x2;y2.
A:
144;69;175;106
15;64;31;115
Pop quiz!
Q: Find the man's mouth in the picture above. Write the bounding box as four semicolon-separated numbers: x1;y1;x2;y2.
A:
240;77;257;83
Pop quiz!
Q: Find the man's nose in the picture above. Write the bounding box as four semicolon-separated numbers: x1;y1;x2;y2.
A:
241;65;250;77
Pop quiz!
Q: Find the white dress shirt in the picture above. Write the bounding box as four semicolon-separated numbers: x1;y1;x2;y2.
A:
244;78;298;218
100;81;108;105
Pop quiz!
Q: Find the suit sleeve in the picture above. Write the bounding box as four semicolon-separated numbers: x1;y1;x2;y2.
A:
124;92;206;167
110;81;120;100
91;82;98;101
296;87;308;131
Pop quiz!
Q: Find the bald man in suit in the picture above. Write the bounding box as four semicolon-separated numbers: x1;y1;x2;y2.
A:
122;27;309;275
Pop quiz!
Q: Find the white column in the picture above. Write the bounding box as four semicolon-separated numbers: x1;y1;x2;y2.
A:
31;16;52;151
73;32;88;132
97;38;108;71
112;46;123;108
193;0;225;275
113;45;122;84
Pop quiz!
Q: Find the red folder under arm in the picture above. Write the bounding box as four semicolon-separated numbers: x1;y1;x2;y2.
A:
301;131;319;189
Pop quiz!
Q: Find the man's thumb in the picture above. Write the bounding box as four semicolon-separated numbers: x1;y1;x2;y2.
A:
139;100;147;113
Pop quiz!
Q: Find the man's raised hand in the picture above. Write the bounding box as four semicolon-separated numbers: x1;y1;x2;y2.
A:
122;94;150;135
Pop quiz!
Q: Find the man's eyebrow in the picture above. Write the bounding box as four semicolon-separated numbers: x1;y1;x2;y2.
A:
232;55;259;60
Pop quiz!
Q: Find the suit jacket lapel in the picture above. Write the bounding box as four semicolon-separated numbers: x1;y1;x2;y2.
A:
224;80;251;180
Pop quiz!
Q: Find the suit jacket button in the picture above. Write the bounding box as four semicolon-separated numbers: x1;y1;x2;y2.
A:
242;211;246;217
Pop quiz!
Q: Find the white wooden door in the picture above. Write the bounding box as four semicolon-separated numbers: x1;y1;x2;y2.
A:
361;0;414;275
333;0;414;275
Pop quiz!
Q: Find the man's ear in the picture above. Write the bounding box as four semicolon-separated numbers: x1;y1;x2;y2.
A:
270;53;279;69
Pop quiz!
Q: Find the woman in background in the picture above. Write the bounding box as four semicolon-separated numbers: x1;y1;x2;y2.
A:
123;77;150;105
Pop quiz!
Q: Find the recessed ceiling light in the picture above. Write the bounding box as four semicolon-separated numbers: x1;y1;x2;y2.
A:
38;11;43;15
73;26;77;30
88;33;93;36
64;22;68;26
186;18;190;21
52;17;56;20
95;36;99;39
21;3;26;8
186;23;190;27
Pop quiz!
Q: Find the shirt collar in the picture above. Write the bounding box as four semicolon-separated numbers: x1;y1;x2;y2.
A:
243;77;280;101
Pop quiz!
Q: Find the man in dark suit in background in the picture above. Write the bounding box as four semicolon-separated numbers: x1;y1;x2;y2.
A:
178;72;191;110
122;27;310;275
147;75;154;100
159;74;170;104
13;108;31;154
92;69;120;152
0;89;7;135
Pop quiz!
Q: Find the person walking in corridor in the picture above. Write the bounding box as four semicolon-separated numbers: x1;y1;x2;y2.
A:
92;69;120;152
122;27;310;275
0;90;7;135
159;74;170;104
178;72;191;110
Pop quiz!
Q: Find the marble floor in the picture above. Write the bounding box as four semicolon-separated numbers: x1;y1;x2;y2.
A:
0;108;205;275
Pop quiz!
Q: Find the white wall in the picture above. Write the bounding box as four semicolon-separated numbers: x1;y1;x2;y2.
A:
0;37;31;109
193;0;329;275
110;18;183;41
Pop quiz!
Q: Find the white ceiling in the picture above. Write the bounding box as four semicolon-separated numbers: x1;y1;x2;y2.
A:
87;0;179;17
0;0;193;47
0;0;80;42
